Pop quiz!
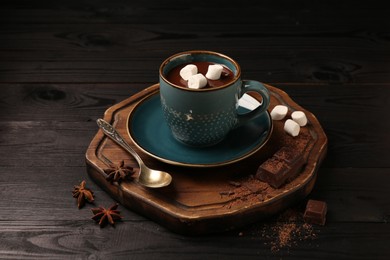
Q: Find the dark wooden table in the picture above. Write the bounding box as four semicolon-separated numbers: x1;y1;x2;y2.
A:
1;1;389;259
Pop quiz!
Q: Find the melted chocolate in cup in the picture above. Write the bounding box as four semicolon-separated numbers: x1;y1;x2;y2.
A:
166;61;235;89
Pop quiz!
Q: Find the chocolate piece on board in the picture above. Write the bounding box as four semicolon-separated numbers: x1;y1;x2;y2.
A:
273;147;306;182
303;199;327;225
256;157;291;188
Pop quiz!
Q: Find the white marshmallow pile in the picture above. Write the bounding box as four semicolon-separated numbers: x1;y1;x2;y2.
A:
180;64;198;80
270;105;288;120
179;63;225;89
205;64;223;80
270;105;308;137
188;73;207;89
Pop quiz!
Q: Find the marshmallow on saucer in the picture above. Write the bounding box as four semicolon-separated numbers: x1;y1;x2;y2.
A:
291;111;307;126
205;64;223;80
238;93;261;110
180;64;198;80
284;119;300;137
270;105;288;120
188;73;207;89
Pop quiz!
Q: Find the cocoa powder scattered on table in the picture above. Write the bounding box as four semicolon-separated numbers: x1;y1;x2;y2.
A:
255;209;318;252
222;117;319;251
271;211;317;251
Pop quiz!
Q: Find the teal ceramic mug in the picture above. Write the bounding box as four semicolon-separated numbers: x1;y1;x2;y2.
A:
159;50;270;147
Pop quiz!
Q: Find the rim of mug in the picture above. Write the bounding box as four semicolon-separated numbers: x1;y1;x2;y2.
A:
159;50;241;92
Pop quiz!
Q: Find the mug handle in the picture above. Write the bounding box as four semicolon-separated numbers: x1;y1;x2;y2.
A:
235;80;270;128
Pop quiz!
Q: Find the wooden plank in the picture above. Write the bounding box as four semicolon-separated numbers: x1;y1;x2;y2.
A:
0;0;389;84
1;166;389;223
0;165;147;222
0;221;388;259
84;83;328;234
0;23;389;83
0;83;146;121
1;83;389;168
1;0;389;26
278;84;390;168
0;0;388;257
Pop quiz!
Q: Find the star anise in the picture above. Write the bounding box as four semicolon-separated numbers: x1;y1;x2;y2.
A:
104;160;135;183
91;203;123;227
72;180;94;209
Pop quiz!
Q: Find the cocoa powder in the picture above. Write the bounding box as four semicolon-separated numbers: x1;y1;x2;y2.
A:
267;209;317;251
221;117;314;209
243;208;318;252
220;113;318;251
223;176;274;209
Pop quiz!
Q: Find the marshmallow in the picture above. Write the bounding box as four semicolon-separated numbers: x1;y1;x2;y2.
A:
180;64;198;80
238;93;261;110
284;119;300;137
270;105;288;120
205;64;223;80
188;73;207;89
291;111;307;126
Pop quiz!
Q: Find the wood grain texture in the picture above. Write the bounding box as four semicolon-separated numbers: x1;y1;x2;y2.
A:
1;25;389;83
1;83;388;168
0;1;389;84
84;84;327;234
0;221;389;259
1;0;390;258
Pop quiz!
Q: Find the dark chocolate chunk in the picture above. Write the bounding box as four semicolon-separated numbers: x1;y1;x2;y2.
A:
273;146;297;163
255;158;291;188
303;199;327;225
255;147;306;188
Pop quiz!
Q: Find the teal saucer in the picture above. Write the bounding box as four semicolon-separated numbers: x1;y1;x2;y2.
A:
127;92;273;167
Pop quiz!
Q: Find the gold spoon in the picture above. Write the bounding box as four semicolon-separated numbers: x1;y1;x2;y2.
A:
97;119;172;188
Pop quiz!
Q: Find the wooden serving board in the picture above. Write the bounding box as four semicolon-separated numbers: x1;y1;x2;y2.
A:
85;83;327;235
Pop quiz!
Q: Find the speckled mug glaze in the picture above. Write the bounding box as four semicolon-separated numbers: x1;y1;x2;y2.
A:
159;50;270;147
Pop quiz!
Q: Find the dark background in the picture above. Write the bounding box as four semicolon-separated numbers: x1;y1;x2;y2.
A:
1;0;389;259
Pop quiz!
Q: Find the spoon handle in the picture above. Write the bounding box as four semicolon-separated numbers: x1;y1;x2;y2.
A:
96;119;143;166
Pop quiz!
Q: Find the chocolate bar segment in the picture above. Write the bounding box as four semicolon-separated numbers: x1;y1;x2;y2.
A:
255;147;306;188
255;158;290;188
303;199;327;225
274;147;306;182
